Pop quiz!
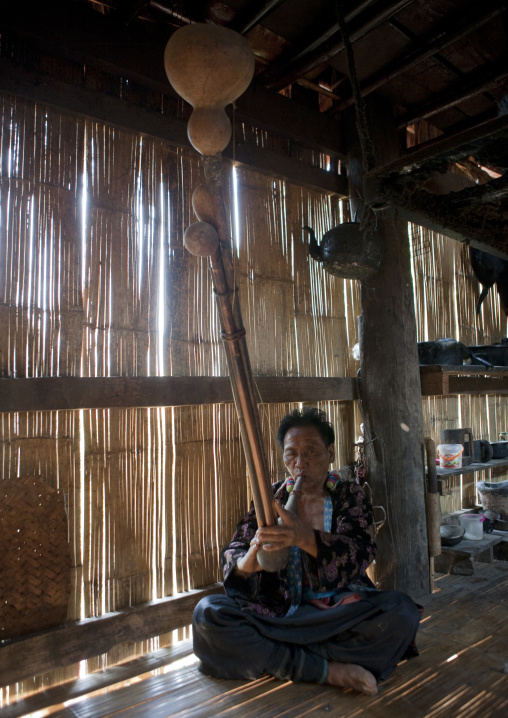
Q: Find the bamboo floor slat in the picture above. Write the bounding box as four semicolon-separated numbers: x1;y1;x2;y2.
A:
9;560;508;718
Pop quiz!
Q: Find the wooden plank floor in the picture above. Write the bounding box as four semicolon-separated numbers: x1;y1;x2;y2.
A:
8;560;508;718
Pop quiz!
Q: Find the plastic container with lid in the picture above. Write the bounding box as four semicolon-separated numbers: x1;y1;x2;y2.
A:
459;513;484;540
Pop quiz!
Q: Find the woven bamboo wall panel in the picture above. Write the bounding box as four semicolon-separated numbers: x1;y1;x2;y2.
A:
0;94;358;385
170;404;247;594
0;476;71;639
233;168;353;378
80;407;173;615
240;274;298;376
0;96;83;379
164;249;225;377
411;226;508;345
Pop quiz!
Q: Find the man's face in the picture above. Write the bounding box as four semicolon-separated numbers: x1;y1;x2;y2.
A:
282;425;335;486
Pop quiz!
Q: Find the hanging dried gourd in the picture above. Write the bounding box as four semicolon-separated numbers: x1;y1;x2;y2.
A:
164;23;255;157
164;23;290;571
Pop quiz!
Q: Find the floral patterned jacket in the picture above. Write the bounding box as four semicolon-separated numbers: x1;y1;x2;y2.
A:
221;477;377;617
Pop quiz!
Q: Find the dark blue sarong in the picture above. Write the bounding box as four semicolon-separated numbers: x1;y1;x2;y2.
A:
193;587;420;684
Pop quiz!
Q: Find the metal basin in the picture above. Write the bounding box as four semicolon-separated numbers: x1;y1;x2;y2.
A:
440;525;466;546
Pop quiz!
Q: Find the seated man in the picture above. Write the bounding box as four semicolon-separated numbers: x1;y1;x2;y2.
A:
193;407;421;695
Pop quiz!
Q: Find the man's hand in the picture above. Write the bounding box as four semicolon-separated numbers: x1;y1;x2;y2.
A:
234;500;319;578
234;537;263;578
256;501;318;558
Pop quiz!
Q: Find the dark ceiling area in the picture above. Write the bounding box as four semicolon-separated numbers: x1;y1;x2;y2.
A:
1;0;508;256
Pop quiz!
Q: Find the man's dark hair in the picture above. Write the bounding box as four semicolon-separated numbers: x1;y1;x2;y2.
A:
276;407;335;448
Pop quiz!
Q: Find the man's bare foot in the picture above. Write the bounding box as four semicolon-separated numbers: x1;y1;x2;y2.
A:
325;661;378;695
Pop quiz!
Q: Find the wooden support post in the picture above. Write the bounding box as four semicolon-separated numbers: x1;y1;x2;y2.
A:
346;98;430;597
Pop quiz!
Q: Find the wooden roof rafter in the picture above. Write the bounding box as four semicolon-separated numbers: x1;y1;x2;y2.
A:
258;0;413;91
115;0;152;26
399;55;508;129
229;0;287;35
332;3;508;116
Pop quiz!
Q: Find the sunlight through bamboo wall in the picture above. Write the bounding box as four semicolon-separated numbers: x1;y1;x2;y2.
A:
0;94;360;702
1;92;508;705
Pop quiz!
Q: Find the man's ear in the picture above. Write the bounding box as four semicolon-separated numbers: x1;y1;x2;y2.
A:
328;443;335;463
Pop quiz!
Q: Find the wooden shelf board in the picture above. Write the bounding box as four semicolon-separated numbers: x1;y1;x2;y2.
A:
435;457;508;479
439;533;503;558
420;364;508;396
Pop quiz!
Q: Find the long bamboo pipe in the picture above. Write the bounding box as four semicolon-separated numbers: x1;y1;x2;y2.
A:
185;160;290;572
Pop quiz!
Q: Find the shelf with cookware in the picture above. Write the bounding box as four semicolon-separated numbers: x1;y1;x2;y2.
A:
432;425;508;495
435;457;508;480
435;458;508;497
419;364;508;496
425;424;508;574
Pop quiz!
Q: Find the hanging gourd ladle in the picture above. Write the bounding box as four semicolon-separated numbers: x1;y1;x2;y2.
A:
164;23;292;572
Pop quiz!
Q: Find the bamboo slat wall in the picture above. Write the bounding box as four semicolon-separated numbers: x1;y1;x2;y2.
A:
1;92;508;704
0;94;360;702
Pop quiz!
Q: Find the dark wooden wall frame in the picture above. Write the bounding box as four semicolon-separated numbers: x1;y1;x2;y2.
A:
0;584;223;688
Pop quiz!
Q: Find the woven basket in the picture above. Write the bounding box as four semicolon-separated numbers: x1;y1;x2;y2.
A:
0;476;71;640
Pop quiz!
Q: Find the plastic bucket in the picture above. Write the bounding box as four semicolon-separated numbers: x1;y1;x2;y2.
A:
437;443;463;468
459;513;484;540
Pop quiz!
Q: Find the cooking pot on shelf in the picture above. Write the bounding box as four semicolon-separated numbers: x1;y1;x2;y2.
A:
481;510;500;533
440;525;465;546
464;439;493;463
490;441;508;459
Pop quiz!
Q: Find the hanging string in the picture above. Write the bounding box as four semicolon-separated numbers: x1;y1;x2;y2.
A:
334;1;377;175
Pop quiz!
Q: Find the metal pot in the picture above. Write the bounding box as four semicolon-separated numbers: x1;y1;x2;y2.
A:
440;524;465;546
465;439;493;463
490;441;508;459
481;510;500;533
303;223;384;280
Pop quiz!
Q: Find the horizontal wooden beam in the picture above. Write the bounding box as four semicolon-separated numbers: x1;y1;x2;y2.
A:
0;58;345;197
447;375;508;395
1;641;196;718
395;205;508;261
0;376;358;412
369;113;508;178
393;189;508;260
237;81;345;158
233;142;347;196
3;368;506;409
0;584;223;687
